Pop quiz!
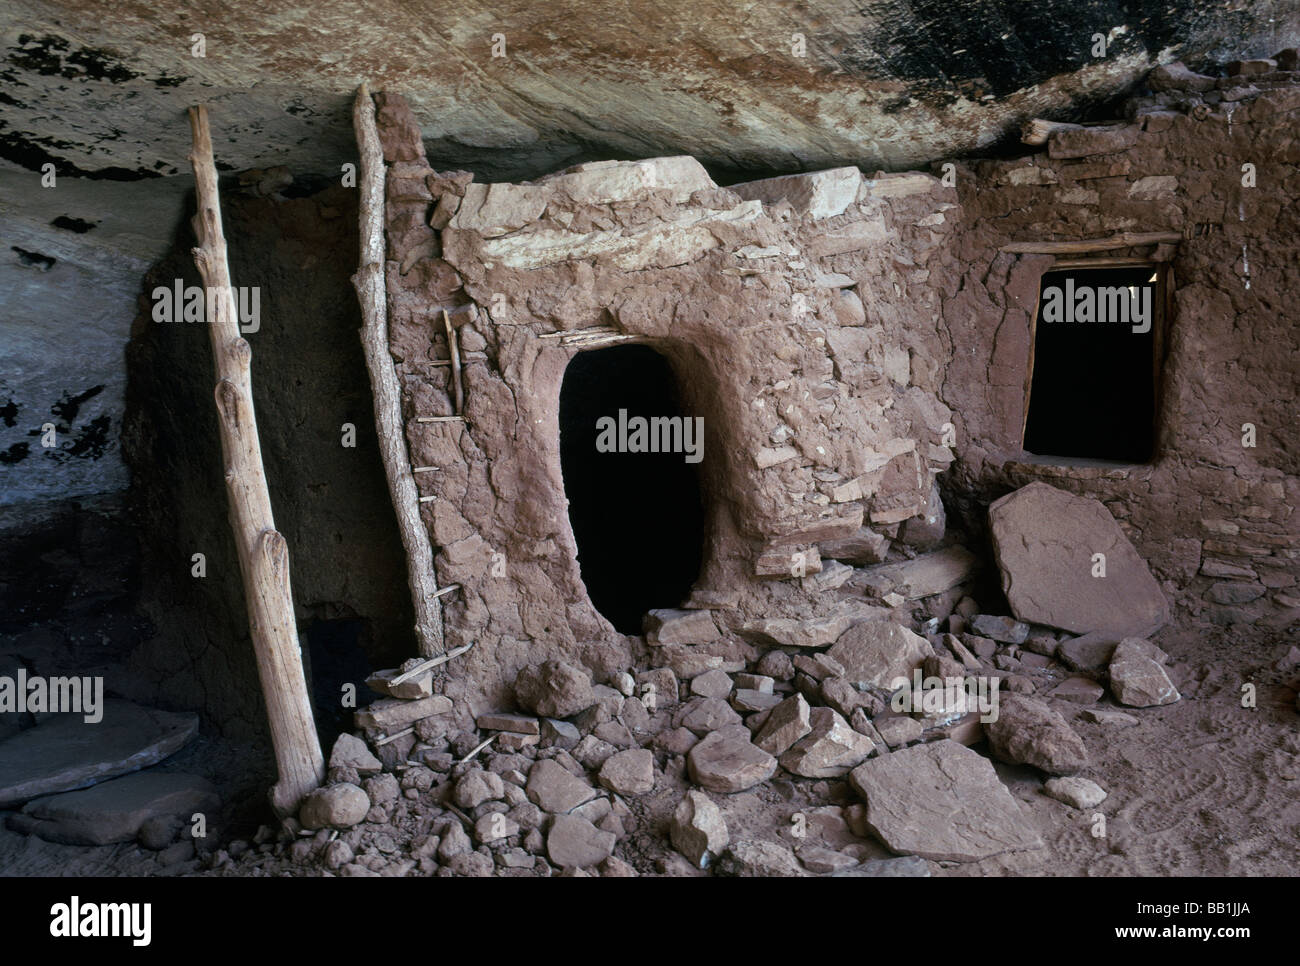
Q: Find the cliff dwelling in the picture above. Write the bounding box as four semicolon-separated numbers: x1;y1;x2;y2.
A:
0;0;1297;902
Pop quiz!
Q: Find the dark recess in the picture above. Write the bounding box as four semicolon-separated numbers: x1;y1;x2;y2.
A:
302;618;381;753
559;344;705;634
51;215;97;232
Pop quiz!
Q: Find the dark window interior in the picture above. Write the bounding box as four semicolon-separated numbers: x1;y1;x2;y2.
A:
1023;265;1160;463
559;344;705;634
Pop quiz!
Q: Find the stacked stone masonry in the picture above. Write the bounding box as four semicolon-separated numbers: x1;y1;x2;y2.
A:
371;68;1298;718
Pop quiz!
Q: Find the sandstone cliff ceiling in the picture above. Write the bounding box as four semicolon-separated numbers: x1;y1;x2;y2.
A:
3;0;1298;182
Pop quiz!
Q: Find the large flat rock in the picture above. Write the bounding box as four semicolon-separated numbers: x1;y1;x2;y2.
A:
0;700;199;808
849;740;1043;862
827;621;932;689
989;482;1169;637
10;771;218;845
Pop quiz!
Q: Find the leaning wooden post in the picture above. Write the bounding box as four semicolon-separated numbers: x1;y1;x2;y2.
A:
350;82;446;657
187;105;325;817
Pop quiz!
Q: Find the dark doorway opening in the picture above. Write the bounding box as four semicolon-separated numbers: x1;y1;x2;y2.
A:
559;344;705;634
1023;265;1161;463
302;617;382;751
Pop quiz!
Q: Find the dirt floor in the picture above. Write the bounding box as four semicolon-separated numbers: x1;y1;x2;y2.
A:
2;619;1295;878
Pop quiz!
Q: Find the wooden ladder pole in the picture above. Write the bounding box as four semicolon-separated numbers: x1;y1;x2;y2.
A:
349;82;446;657
186;105;324;817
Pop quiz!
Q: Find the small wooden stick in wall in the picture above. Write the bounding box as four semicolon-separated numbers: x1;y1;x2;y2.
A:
443;309;464;415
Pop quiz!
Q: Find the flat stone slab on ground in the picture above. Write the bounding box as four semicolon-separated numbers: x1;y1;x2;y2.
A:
989;482;1169;637
779;707;875;777
827;621;931;689
1049;677;1105;704
10;771;218;845
688;725;778;793
859;546;980;601
849;740;1044;862
526;758;598;814
476;712;540;734
0;699;199;809
831;855;931;877
547;813;616;869
739;616;856;649
354;694;452;733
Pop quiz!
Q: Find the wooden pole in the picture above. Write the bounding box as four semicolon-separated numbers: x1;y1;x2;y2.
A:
186;105;325;817
349;82;446;657
1000;231;1183;254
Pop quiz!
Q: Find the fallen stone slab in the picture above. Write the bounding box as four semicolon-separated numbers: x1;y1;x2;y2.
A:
731;689;783;713
831;855;931;877
753;693;813;756
715;839;804;877
598;748;655;796
690;669;734;699
540;718;581;749
798;846;861;874
827;621;932;689
1043;776;1107;809
970;615;1029;644
10;771;218;846
1049;677;1105;704
849;740;1043;862
670;790;729;869
989;482;1169;637
739;615;856;649
1057;631;1122;671
874;715;924;749
779;707;875;778
792;653;847;681
984;695;1089;775
354;694;452;733
526;758;597;814
650;641;751;679
328;733;382;776
0;699;199;809
547;813;616;869
859;546;980;601
476;712;540;735
688;725;778;793
365;666;434;699
514;660;595;718
645;608;720;645
818;527;890;565
677;696;744;736
1108;638;1181;707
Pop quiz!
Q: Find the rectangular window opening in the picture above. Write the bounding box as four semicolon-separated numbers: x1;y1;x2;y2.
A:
1022;262;1167;465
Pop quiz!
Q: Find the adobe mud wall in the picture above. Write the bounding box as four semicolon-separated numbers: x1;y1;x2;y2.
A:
375;69;1299;719
938;73;1300;629
374;96;963;719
